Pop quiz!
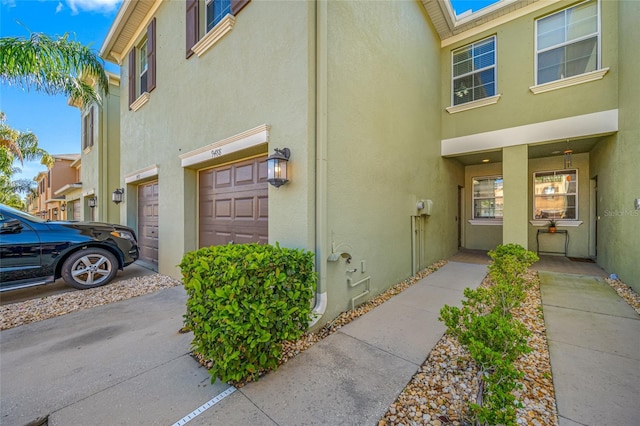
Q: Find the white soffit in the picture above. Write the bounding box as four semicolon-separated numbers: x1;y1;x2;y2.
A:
180;124;270;168
442;109;618;156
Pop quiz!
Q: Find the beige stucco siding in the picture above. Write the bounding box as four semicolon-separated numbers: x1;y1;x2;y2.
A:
323;0;463;316
118;1;315;278
440;0;619;140
81;78;121;223
589;0;640;290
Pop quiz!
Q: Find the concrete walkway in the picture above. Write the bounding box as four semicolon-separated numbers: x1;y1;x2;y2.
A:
539;272;640;426
3;258;638;426
0;262;487;426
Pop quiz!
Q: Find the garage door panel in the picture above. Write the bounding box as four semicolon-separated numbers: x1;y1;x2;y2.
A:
234;197;255;218
258;196;268;219
200;199;214;217
234;163;255;185
214;168;232;189
214;199;232;219
199;157;267;248
138;181;159;269
258;160;268;181
68;200;81;221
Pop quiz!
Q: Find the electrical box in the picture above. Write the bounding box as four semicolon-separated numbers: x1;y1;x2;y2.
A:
417;199;433;216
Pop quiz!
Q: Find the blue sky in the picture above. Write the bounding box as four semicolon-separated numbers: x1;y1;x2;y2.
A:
1;0;499;182
1;0;122;181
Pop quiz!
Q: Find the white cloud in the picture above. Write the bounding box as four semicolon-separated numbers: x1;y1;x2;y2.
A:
65;0;122;15
2;0;17;8
56;2;64;13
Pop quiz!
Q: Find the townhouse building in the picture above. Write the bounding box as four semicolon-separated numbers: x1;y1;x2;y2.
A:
32;154;81;220
67;72;122;223
100;0;639;327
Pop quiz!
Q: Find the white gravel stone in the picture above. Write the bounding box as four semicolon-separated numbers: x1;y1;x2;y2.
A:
0;274;181;330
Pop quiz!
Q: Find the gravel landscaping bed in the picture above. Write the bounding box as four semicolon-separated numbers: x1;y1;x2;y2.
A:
380;272;558;426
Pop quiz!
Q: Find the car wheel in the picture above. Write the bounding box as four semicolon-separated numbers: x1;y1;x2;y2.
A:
61;248;118;289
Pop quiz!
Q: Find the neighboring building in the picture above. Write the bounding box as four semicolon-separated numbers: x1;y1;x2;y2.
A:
32;154;81;220
68;72;122;223
53;157;82;221
100;0;639;326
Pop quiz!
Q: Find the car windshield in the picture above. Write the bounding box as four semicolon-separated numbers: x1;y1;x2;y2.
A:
1;204;47;223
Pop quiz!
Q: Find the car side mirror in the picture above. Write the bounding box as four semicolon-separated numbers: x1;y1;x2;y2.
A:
0;218;23;234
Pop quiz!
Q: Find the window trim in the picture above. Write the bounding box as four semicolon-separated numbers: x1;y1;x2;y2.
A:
533;168;579;221
534;0;601;86
128;18;156;110
529;67;608;94
186;0;250;58
472;175;504;221
446;94;501;114
191;13;236;57
451;35;497;107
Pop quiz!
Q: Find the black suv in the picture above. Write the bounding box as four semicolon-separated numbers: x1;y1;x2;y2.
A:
0;203;139;292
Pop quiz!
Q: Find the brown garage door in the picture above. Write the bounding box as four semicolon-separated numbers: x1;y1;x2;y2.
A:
138;181;159;269
199;157;268;247
72;201;81;221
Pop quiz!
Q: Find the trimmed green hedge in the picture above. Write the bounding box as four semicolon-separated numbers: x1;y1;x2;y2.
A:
180;243;316;383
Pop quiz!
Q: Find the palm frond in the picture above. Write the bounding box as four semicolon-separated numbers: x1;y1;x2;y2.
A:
0;32;109;105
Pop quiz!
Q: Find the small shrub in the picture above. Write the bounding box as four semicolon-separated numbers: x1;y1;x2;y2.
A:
439;244;538;426
180;243;316;383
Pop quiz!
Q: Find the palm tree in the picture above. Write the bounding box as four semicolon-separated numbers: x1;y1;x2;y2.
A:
0;112;53;208
0;32;108;106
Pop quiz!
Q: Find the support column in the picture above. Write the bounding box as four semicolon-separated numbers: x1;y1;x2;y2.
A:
502;145;528;248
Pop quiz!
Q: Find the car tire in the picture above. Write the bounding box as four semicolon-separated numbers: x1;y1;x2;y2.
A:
61;248;119;290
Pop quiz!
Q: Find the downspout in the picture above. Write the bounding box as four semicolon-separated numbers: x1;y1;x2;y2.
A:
310;0;329;327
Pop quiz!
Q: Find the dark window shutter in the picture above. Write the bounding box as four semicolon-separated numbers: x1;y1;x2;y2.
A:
231;0;250;15
147;18;156;92
128;49;136;108
89;106;94;148
186;0;199;58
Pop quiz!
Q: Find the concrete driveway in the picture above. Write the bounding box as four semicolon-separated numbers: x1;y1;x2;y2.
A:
0;286;227;426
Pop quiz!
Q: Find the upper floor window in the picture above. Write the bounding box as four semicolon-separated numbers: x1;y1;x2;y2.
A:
452;36;496;106
82;106;94;150
535;0;599;85
128;18;156;109
186;0;250;58
534;170;578;220
139;38;149;96
473;176;503;219
206;0;231;33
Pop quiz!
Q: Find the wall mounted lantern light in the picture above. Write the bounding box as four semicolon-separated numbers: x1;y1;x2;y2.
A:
60;203;66;212
53;207;59;216
266;148;290;188
112;188;125;204
88;197;97;208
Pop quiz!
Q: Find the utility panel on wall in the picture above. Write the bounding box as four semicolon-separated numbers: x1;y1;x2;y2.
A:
417;199;433;216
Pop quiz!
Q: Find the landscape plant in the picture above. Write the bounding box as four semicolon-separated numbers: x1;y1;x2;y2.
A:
180;243;316;384
439;244;539;425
